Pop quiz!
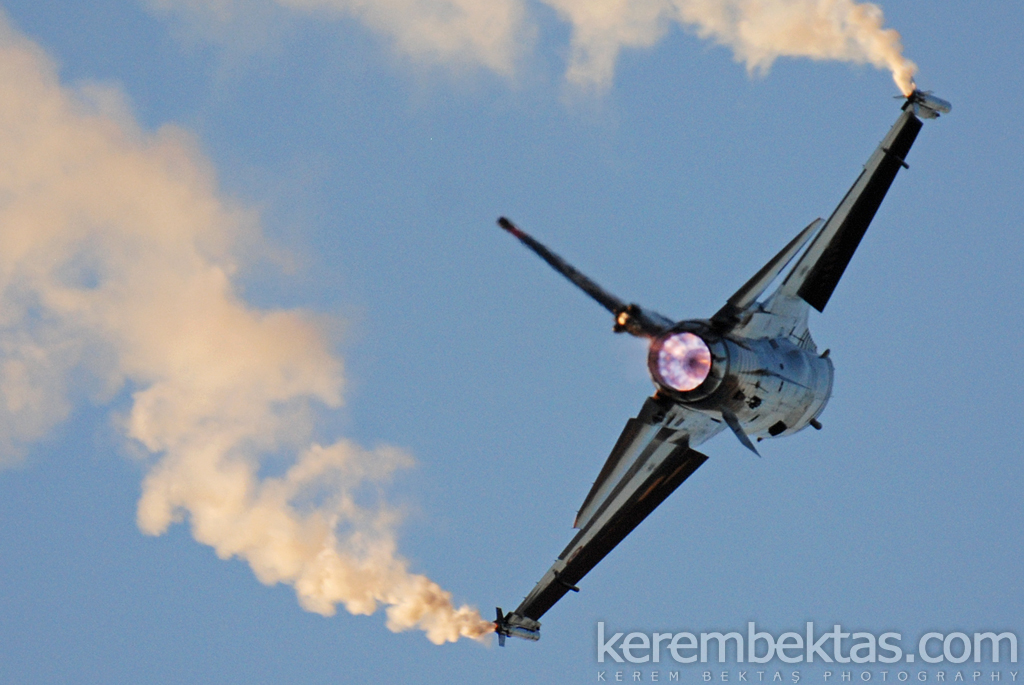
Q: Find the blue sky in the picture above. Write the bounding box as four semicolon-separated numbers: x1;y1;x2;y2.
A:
0;2;1021;683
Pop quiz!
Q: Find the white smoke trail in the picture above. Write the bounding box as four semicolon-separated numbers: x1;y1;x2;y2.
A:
549;0;917;94
148;0;916;93
0;14;492;644
675;0;917;94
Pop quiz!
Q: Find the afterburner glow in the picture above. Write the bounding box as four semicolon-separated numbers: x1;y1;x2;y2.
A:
656;332;712;392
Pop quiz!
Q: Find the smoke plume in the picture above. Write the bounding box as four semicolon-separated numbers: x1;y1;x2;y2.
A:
149;0;917;94
0;15;492;644
672;0;917;95
548;0;917;94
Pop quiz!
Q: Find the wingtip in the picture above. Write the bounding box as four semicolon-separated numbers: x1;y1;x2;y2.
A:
904;89;952;119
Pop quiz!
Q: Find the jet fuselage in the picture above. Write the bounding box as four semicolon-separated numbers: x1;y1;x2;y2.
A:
650;321;834;444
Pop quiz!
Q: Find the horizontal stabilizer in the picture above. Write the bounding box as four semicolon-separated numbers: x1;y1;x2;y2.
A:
711;218;822;329
575;418;646;529
575;396;683;530
514;439;709;622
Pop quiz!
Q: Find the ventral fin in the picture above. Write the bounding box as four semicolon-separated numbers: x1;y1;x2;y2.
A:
721;408;760;457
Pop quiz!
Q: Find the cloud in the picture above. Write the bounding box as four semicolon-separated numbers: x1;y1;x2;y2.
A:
0;12;492;644
282;0;529;76
147;0;531;76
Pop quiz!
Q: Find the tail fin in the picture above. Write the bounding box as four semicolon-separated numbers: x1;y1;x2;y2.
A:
497;217;672;337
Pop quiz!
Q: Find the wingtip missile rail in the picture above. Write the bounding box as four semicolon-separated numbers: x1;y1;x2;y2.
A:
906;89;952;119
494;608;540;646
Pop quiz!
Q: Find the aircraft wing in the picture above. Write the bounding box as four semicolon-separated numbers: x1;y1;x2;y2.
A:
501;397;715;632
728;93;948;344
774;103;925;312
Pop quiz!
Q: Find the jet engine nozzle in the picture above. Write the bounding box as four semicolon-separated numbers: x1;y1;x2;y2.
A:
652;331;712;392
647;323;728;401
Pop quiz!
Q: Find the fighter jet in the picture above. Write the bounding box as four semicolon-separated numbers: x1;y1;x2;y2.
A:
493;90;950;645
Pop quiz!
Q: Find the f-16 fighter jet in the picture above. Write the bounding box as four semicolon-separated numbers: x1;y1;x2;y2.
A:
493;90;950;646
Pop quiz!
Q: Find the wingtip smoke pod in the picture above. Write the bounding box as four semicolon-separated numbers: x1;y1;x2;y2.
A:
907;90;952;119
